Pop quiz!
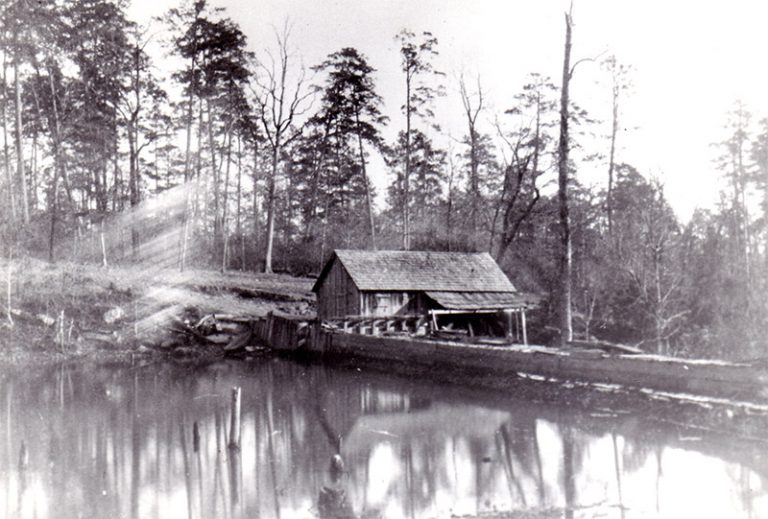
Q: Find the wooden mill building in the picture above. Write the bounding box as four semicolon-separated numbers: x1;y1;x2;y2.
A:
312;249;537;343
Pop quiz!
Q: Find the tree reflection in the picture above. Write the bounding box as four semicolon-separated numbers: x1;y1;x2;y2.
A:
497;424;528;507
561;426;576;519
0;359;767;519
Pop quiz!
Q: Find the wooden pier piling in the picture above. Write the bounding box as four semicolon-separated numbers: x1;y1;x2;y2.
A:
228;387;241;450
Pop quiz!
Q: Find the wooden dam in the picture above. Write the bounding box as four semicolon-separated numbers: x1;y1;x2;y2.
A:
218;250;768;402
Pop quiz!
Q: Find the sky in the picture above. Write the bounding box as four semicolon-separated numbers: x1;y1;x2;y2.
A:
128;0;768;220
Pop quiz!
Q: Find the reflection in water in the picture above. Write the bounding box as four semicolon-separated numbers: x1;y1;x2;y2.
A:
0;358;766;519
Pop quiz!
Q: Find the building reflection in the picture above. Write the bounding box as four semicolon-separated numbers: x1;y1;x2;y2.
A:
0;358;766;519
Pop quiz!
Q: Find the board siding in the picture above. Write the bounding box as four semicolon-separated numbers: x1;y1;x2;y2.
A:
360;292;409;317
317;260;443;318
316;259;360;319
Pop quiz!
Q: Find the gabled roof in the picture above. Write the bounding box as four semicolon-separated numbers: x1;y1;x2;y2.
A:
312;249;517;293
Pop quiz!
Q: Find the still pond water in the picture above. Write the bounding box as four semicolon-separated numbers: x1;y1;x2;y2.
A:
0;358;766;519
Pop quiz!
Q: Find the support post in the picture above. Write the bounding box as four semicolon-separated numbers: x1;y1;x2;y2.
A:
100;220;108;268
521;310;528;346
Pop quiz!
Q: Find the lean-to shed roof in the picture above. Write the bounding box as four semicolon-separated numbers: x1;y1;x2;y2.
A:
312;249;517;293
424;291;539;310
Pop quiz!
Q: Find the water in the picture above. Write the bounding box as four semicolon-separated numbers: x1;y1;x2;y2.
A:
0;358;766;519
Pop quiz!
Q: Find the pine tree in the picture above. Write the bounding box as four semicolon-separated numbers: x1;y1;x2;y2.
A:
395;29;444;250
311;47;387;249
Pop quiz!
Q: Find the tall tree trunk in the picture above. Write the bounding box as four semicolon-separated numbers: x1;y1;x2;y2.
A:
5;246;12;327
193;97;205;227
178;58;196;270
112;119;121;213
355;111;376;249
128;46;141;259
446;152;454;252
264;140;279;273
181;96;205;271
207;100;220;252
236;134;242;270
182;61;195;182
221;123;233;272
29;78;43;212
48;166;58;263
470;127;478;236
653;237;665;354
47;64;63;263
738;142;751;281
764;167;768;275
31;127;37;211
252;140;260;270
303;123;331;242
403;73;411;251
557;11;574;346
14;56;28;224
607;76;618;237
461;77;485;250
128;121;139;257
1;47;15;222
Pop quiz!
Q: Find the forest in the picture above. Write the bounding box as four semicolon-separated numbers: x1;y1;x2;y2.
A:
0;0;766;359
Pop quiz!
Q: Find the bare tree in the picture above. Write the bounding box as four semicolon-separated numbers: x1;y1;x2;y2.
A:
602;55;632;237
252;22;311;273
459;75;483;236
445;141;456;251
492;74;556;260
556;5;599;345
624;181;687;353
493;127;541;260
557;9;574;345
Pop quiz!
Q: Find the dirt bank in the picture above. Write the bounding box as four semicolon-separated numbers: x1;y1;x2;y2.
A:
0;257;315;358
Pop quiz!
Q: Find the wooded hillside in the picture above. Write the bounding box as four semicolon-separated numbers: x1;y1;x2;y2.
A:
1;1;766;359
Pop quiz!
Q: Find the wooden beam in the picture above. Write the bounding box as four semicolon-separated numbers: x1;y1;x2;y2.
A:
430;309;500;315
521;310;528;346
429;310;438;333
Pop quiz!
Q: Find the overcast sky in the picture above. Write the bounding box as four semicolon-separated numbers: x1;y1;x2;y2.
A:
130;0;768;220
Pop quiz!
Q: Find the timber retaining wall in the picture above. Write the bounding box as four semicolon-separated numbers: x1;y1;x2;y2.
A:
255;313;768;400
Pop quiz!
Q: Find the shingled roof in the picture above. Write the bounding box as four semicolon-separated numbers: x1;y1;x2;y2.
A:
313;249;517;292
424;291;539;310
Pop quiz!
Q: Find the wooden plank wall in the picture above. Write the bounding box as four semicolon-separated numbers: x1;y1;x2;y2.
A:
313;332;767;399
252;312;311;352
360;292;408;316
253;314;768;400
316;260;360;319
358;291;435;317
